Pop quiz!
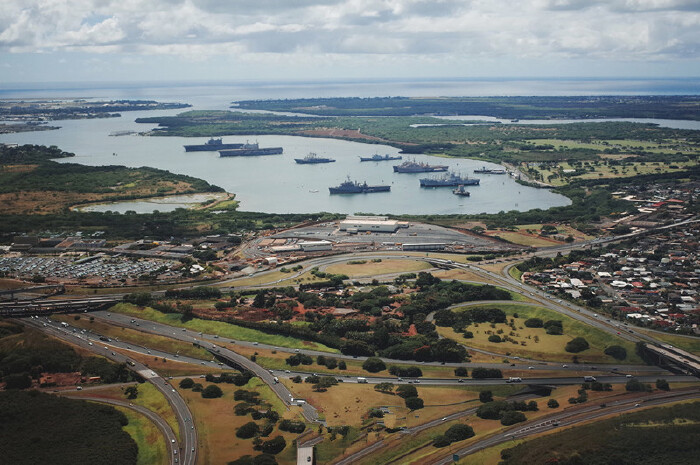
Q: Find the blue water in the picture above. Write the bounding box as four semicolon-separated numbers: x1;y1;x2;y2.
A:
1;78;697;215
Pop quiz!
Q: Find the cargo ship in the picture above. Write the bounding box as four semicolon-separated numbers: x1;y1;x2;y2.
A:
420;172;480;187
393;160;448;173
295;153;336;164
219;142;283;157
329;177;391;194
453;185;471;197
473;166;507;174
359;153;403;162
184;137;245;152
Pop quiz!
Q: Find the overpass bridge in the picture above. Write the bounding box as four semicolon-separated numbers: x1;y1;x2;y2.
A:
0;297;119;317
0;284;65;299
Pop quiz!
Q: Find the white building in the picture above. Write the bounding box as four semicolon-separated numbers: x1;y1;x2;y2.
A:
299;241;333;252
339;218;399;233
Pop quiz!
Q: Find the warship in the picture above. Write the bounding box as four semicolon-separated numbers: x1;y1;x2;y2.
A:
420;172;480;187
184;137;245;152
295;153;336;164
359;153;403;162
329;177;391;194
393;160;448;173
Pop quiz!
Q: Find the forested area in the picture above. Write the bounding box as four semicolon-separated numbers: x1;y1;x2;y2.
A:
0;390;137;465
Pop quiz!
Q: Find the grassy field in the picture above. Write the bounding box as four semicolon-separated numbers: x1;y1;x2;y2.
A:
113;347;225;377
440;303;641;364
52;314;212;360
115;406;168;465
111;302;338;353
224;269;326;287
325;259;432;278
431;268;500;285
281;381;511;428
528;160;697;186
176;378;299;465
486;231;563;247
527;138;695;155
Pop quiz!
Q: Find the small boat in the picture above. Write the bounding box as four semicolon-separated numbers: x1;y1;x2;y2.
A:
453;185;471;197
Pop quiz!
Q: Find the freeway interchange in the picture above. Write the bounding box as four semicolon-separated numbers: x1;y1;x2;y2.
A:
10;231;700;465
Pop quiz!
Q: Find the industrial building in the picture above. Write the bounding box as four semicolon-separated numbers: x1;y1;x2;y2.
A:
402;242;446;251
339;217;399;233
299;241;333;252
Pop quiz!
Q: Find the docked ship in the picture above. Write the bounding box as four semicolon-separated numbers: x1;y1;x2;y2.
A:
329;177;391;194
420;172;480;187
295;153;336;164
184;137;245;152
359;153;403;162
393;160;448;173
473;166;507;174
219;142;283;157
453;185;471;197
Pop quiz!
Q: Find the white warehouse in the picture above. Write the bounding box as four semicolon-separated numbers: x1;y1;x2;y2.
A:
339;218;399;233
299;240;333;252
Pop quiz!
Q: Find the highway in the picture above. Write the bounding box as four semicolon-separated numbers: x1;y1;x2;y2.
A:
21;317;198;465
432;388;700;465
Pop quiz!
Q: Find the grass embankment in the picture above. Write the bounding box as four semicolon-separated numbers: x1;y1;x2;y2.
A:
634;328;700;356
52;314;212;360
177;378;299;465
224;269;326;288
440;303;641;364
111;302;338;353
324;259;432;278
432;268;501;285
116;406;168;465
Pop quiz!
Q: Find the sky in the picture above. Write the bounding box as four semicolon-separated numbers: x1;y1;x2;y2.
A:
1;0;699;84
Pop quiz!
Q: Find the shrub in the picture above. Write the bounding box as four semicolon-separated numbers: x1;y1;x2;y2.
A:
454;367;468;377
656;379;670;391
405;396;424;410
179;378;194;389
544;320;563;335
396;384;418;399
524;318;543;328
236;421;260;439
463;331;474;339
278;419;306;433
201;385;223;398
565;337;590;353
362;357;386;373
433;435;452;448
444;423;475;442
338;361;347;370
488;335;502;343
389;366;423;377
500;410;526;426
471;368;502;379
547;399;559;408
261;436;286;455
626;379;651;392
479;391;493;403
604;345;627;360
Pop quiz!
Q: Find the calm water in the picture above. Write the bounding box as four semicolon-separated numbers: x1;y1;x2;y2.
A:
1;78;698;214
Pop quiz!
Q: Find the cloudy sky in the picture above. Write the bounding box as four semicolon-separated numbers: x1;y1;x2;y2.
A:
1;0;699;83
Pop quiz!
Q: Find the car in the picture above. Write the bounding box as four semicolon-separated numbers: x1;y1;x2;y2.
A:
442;417;447;421
171;439;175;443
625;374;633;378
528;366;534;370
284;370;290;374
253;342;258;345
562;364;568;368
269;370;275;374
88;342;93;346
634;403;640;407
457;379;465;383
214;335;219;338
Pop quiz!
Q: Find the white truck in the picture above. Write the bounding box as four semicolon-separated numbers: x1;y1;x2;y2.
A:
357;377;368;384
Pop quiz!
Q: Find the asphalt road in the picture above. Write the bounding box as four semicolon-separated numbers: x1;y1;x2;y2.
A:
21;317;198;465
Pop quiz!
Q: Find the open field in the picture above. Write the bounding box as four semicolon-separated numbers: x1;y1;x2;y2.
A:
115;406;168;465
440;303;641;364
111;302;338;353
224;269;326;287
527;160;697;186
527;138;696;155
431;268;500;285
113;347;226;377
281;381;513;428
325;259;432;277
484;231;563;247
52;314;212;360
176;378;299;465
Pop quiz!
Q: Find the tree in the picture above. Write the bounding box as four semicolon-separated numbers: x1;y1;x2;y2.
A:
500;410;526;426
656;379;670;391
625;379;650;392
374;382;394;394
4;373;31;390
362;357;386;373
488;335;502;343
455;367;468;377
261;436;286;455
547;398;559;408
433;435;452;447
604;345;627;360
179;378;195;389
444;423;475;442
471;368;502;379
479;390;493;403
524;318;543;328
338;360;347;370
565;337;590;353
124;386;138;399
201;384;223;398
236;421;260;439
405;396;424;410
396;384;418;399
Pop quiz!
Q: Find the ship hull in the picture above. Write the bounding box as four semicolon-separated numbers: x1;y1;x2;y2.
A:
420;178;480;187
295;159;336;164
394;165;448;173
219;147;283;157
360;155;402;162
184;143;244;152
329;185;390;194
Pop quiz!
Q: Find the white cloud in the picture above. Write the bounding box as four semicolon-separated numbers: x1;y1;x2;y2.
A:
0;0;698;80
